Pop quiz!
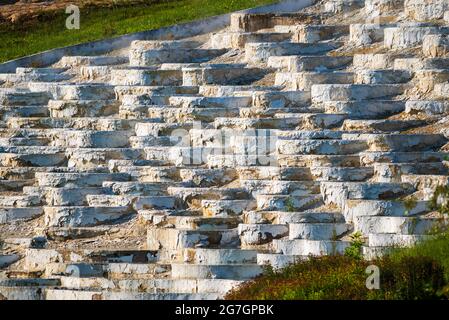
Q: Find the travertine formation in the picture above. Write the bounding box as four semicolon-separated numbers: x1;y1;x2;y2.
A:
1;0;449;300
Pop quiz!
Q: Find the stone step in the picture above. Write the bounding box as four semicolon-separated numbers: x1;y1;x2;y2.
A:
384;25;446;49
28;186;111;206
0;105;49;119
170;95;252;109
0;286;45;300
61;277;241;294
110;68;183;86
87;195;179;211
354;54;393;70
349;23;391;46
0;89;52;106
44;289;220;300
312;84;405;102
129;135;177;148
277;139;368;155
240;180;320;196
0;179;34;192
179;168;237;187
12;72;72;83
401;174;449;195
323;100;405;119
345;198;429;222
210;31;292;49
355;69;413;84
147;228;239;250
0;149;66;167
273;239;350;255
57;55;128;67
292;24;350;43
135;122;193;137
183;64;267;86
405;100;449;116
238;223;289;246
52;130;132;148
28;83;116;100
252;90;311;110
115;85;199;99
257;253;305;269
374;162;449;182
146;105;241;123
347;133;447;152
160;216;240;230
171;264;262;280
275;71;354;90
342;119;426;133
0;194;42;207
321;181;415;207
80;66;111;81
6;117;153;131
244;211;345;225
0;208;44;224
167;187;249;207
310;166;374;182
360;151;448;166
67;148;145;170
269;55;353;72
324;0;365;13
36;172;130;187
182;248;257;264
288;223;352;240
354;216;445;235
199;84;281;97
230;12;320;33
48;100;119;118
277;154;361;168
202;199;256;217
367;233;430;247
130;48;227;66
246;42;342;63
254;194;323;211
236;166;312;181
44;206;135;227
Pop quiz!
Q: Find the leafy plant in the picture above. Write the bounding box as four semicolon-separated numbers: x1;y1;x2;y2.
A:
429;185;449;215
403;196;418;216
284;197;296;212
344;232;364;260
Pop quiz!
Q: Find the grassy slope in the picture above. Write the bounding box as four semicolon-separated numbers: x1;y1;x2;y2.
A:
0;0;277;63
226;233;449;300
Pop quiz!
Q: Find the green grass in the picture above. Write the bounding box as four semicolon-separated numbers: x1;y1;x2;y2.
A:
389;232;449;282
226;232;449;300
0;0;278;63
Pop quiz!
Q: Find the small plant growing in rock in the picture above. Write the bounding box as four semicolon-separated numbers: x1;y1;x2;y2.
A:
403;196;418;216
344;232;364;260
429;185;449;216
285;197;296;212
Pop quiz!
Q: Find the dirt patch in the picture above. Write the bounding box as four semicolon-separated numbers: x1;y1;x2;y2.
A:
0;0;175;27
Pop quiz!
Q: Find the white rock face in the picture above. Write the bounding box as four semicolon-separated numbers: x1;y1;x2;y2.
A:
405;0;449;21
2;0;449;300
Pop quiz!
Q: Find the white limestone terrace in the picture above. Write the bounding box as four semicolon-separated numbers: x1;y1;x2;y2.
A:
2;0;449;300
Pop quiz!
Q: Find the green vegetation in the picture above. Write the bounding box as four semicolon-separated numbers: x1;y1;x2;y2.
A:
285;197;296;212
226;232;449;300
429;185;449;216
0;0;277;63
344;231;364;260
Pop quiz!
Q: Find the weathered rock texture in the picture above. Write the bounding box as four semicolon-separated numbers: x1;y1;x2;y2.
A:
1;0;449;300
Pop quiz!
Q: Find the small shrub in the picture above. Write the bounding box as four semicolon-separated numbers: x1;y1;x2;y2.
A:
344;232;364;260
429;185;449;215
285;197;295;212
226;255;446;300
